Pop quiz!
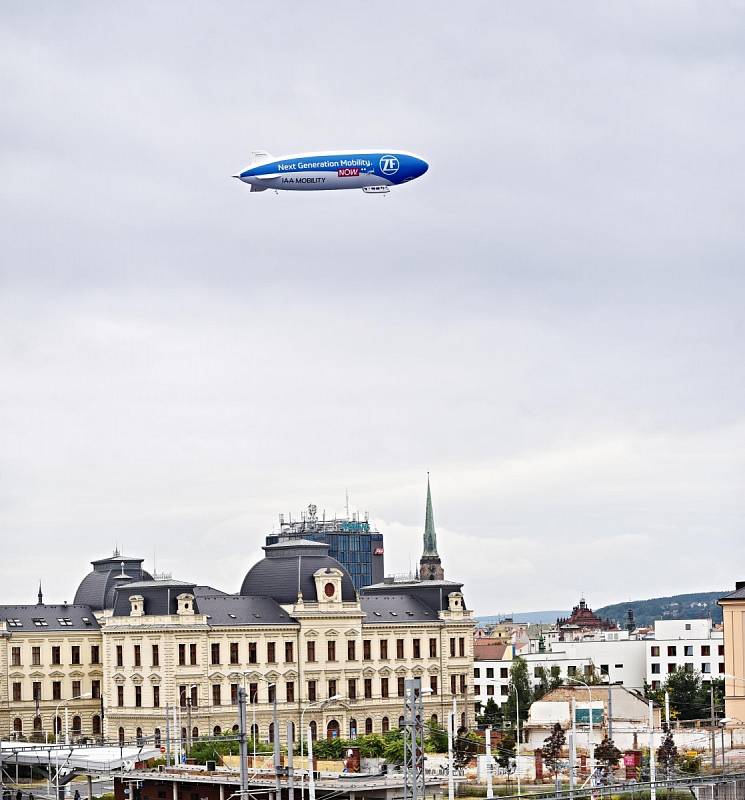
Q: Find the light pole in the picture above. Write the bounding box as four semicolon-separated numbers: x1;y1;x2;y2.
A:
242;673;274;763
509;683;521;798
566;677;594;780
178;687;194;758
53;693;91;800
299;695;343;799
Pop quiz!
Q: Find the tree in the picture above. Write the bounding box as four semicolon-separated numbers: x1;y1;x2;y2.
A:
534;666;563;702
454;731;481;769
657;726;678;777
497;732;516;771
425;720;449;753
503;658;532;727
477;698;503;729
594;736;622;767
541;723;566;776
382;730;404;764
665;668;706;720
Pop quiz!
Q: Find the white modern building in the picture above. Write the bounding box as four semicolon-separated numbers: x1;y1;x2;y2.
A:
646;619;724;690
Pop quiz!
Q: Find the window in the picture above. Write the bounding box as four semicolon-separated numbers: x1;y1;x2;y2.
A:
667;646;677;657
382;717;390;733
474;667;481;678
266;642;275;663
397;639;405;658
430;676;438;695
501;685;508;696
397;677;405;697
486;668;494;679
11;647;21;666
702;663;711;673
430;638;437;658
92;715;101;735
487;685;495;696
285;641;294;662
178;644;186;665
685;623;691;631
534;667;542;677
72;680;81;698
191;685;198;706
92;680;101;699
651;680;661;690
684;663;694;674
58;618;73;626
308;680;317;702
230;642;239;664
133;645;141;667
719;645;725;656
365;718;373;735
684;646;693;657
231;684;238;705
179;685;187;707
719;663;726;674
307;641;316;662
450;675;457;694
459;638;465;657
328;679;337;698
327;641;336;661
153;686;160;707
52;646;61;665
32;618;48;627
381;678;389;698
135;686;142;707
363;640;371;660
450;638;456;657
268;683;276;703
668;663;676;673
364;678;372;699
701;645;711;657
651;646;660;657
651;663;660;674
91;645;100;664
190;643;197;664
500;667;508;679
615;664;623;669
213;684;221;706
152;644;159;666
413;639;421;658
286;681;295;702
567;666;577;677
13;683;21;702
71;645;81;665
380;640;388;659
460;674;467;694
600;664;609;675
348;679;357;700
116;645;124;667
117;686;124;707
249;683;258;702
211;643;220;664
52;680;61;700
6;618;22;627
33;682;41;701
348;640;356;661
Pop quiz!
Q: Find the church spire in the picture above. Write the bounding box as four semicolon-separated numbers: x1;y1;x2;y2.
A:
37;581;43;605
419;473;444;581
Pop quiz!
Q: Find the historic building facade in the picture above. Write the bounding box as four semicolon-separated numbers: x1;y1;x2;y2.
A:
0;483;474;745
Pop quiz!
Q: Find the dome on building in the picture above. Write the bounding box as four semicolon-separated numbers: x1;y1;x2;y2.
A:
239;540;356;604
73;552;153;611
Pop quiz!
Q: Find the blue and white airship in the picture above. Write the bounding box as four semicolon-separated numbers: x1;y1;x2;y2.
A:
236;150;428;194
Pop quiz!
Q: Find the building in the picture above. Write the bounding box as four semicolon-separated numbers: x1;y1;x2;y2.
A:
718;582;745;722
556;598;618;642
0;483;474;744
265;504;384;590
419;476;444;581
646;619;724;690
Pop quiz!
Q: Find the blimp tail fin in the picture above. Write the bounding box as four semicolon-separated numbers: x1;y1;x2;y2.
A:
248;150;273;165
250;184;268;192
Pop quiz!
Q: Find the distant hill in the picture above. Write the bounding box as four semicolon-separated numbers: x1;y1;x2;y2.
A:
595;591;726;628
477;610;569;625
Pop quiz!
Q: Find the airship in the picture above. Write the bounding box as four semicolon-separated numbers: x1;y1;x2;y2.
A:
235;150;428;194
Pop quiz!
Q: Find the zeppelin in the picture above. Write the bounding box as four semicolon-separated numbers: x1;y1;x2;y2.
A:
235;150;429;194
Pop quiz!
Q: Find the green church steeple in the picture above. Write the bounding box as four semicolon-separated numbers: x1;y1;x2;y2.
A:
419;473;444;581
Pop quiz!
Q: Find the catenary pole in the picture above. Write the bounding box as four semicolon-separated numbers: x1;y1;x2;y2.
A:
238;688;248;800
648;700;656;800
485;726;493;800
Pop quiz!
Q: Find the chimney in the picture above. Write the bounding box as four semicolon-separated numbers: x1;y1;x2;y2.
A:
736;581;745;591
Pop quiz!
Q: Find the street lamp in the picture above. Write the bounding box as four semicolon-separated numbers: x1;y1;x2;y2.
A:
508;683;522;798
53;693;91;800
566;677;594;778
299;695;343;800
242;674;275;762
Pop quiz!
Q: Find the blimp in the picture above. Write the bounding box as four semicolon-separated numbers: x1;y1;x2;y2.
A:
235;150;428;194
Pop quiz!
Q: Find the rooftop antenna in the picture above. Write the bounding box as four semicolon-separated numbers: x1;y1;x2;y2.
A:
345;489;350;519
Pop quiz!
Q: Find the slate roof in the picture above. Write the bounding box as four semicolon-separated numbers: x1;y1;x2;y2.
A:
361;579;466;615
360;593;436;624
74;555;152;611
719;586;745;602
240;541;356;603
197;594;296;626
1;604;99;631
111;579;198;616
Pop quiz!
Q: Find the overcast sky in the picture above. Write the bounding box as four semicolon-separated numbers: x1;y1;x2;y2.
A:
2;2;745;616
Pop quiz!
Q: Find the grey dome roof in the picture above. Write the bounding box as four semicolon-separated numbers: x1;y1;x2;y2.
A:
73;554;152;611
240;540;356;604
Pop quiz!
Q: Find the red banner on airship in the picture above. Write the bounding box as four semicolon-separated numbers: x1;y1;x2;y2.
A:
338;167;360;177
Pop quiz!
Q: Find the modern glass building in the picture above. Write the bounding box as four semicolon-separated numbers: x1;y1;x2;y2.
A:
265;504;384;590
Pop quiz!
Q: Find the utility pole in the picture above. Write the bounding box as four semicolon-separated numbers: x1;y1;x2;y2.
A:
711;683;716;769
287;722;295;800
607;686;613;741
485;726;493;800
165;703;171;767
648;700;656;800
403;678;425;800
238;688;248;800
186;695;193;756
447;704;454;800
307;725;316;800
272;686;281;800
569;697;576;800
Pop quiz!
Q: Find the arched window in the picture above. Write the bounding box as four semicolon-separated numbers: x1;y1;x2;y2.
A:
154;728;161;746
192;727;199;741
232;724;239;733
365;718;373;735
33;716;42;732
349;719;357;739
55;716;63;735
136;727;143;745
72;716;82;735
460;712;466;729
309;721;317;741
269;722;274;743
398;716;405;729
431;714;438;725
251;723;259;741
13;718;22;735
326;719;340;740
213;725;222;737
381;717;389;734
118;727;125;745
92;715;101;735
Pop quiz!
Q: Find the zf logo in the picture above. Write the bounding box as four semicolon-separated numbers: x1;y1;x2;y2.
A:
379;155;399;175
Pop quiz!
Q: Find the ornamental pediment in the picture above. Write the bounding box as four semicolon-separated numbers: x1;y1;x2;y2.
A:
344;629;360;638
394;666;409;675
378;667;392;676
148;674;162;684
131;673;144;685
70;670;85;678
112;673;126;684
325;629;340;637
304;630;319;638
242;671;263;682
208;671;226;681
362;667;376;677
412;666;425;677
49;670;65;679
283;669;298;680
429;665;440;675
29;671;45;680
266;670;280;681
228;672;244;681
